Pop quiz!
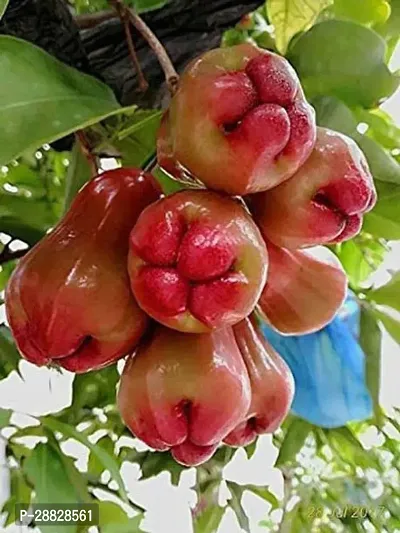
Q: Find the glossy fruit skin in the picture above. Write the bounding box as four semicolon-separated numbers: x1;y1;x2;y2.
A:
157;43;316;195
258;242;347;335
6;168;162;373
128;190;268;333
249;127;377;249
118;325;251;466
224;316;294;447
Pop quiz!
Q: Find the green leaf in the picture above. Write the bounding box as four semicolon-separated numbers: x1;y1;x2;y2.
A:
194;505;225;533
334;237;387;287
325;427;374;469
131;0;169;13
359;307;382;424
375;0;400;57
226;481;250;533
244;439;258;460
1;468;32;527
0;407;12;427
113;110;162;168
24;442;83;533
98;502;145;533
275;418;312;466
88;436;115;478
63;141;92;211
357;135;400;184
0;0;8;20
42;416;129;504
312;95;358;136
355;108;400;151
333;0;391;26
0;324;21;381
373;309;400;344
245;485;280;509
288;20;399;107
363;183;400;239
0;36;130;166
130;450;187;486
71;365;119;413
267;0;333;53
367;271;400;311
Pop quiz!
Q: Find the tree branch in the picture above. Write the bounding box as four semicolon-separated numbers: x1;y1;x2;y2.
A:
75;11;116;30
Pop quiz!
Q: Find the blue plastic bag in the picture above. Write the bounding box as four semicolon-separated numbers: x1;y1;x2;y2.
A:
260;294;372;428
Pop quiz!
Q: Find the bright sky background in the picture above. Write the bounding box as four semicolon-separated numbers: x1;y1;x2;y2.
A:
0;44;399;533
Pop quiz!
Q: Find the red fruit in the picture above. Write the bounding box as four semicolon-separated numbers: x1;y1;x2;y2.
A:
5;168;162;373
157;43;316;195
118;325;251;466
258;243;347;335
224;316;294;447
128;190;268;333
249;127;377;249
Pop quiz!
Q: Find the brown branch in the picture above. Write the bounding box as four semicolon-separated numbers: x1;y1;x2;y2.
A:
75;131;98;175
111;1;149;93
0;245;29;265
127;8;179;96
74;11;116;30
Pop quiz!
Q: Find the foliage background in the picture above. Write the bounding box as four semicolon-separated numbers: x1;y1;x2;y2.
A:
0;0;400;532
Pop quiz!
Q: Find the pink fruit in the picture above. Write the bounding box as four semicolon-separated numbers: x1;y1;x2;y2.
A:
118;325;251;466
157;43;316;195
128;190;268;333
249;127;377;249
224;316;294;447
258;242;347;335
6;168;162;373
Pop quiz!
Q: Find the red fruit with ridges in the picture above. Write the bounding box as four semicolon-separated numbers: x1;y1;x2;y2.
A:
6;168;162;373
128;190;268;333
249;127;377;249
224;316;294;447
157;43;316;195
258;243;347;335
118;325;251;466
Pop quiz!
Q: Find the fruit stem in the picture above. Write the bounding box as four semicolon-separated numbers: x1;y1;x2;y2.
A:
75;131;98;175
111;0;149;93
126;8;179;96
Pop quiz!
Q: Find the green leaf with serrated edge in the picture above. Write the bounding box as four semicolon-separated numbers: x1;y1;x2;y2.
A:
267;0;333;53
0;0;8;19
0;407;12;427
359;306;382;425
88;436;115;478
63;141;92;212
287;20;399;108
373;309;400;344
367;271;400;311
226;481;250;533
275;418;312;466
333;0;391;26
98;501;145;533
24;442;81;533
0;36;133;166
245;485;280;509
42;416;129;504
194;505;225;533
0;324;21;381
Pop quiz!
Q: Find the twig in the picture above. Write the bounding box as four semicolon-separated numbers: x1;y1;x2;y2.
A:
74;11;116;29
127;8;179;95
0;244;28;265
111;1;149;93
75;131;98;175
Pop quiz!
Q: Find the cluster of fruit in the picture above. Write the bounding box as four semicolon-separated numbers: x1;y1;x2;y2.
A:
5;43;377;466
